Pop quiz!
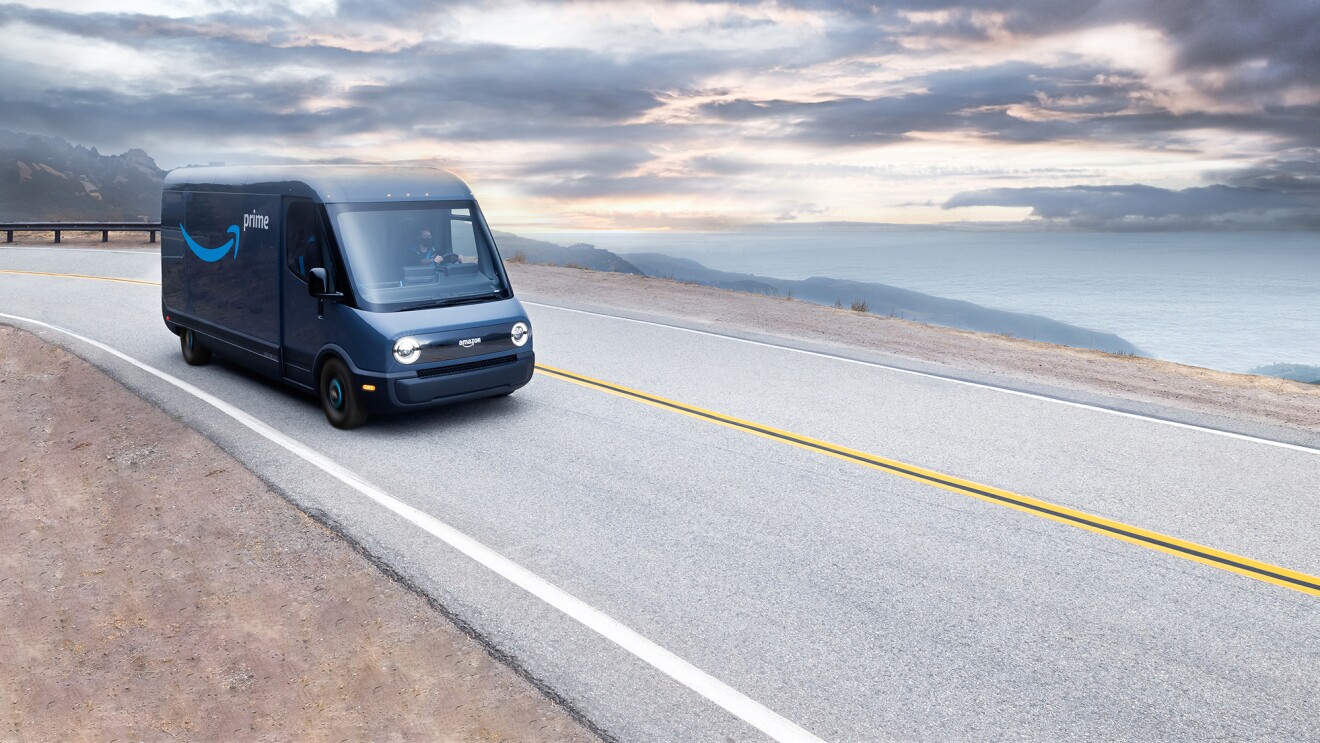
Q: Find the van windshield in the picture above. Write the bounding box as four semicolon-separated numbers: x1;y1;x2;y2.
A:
328;200;511;310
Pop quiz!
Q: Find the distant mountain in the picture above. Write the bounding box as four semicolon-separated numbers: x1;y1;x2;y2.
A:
622;252;1142;355
0;131;164;221
493;230;643;274
491;226;1141;353
1250;363;1320;384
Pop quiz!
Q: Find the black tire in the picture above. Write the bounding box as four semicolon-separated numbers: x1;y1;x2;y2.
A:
180;328;212;366
319;357;368;429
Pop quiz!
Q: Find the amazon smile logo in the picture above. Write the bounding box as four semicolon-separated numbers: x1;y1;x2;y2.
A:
181;224;240;262
181;210;270;262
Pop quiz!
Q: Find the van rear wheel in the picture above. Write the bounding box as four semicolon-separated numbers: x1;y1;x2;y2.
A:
180;329;212;366
319;358;368;429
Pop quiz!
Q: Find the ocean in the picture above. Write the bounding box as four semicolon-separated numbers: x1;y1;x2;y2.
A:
525;229;1320;373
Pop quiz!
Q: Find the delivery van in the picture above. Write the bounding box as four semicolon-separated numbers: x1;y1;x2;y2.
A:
160;165;533;429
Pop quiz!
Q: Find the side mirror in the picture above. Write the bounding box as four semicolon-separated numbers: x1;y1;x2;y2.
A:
308;267;333;297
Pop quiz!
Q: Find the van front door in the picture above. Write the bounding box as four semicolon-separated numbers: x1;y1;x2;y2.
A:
281;198;336;387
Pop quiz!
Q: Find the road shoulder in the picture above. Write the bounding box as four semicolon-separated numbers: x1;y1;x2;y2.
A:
0;324;603;742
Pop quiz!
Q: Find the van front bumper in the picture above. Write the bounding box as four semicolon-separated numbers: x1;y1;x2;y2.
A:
359;350;534;413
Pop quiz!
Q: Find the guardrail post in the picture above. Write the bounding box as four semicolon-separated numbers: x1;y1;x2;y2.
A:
102;229;109;243
54;230;61;244
150;230;157;244
5;230;11;243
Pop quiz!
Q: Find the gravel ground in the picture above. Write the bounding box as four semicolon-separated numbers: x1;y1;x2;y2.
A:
0;324;603;743
508;263;1320;435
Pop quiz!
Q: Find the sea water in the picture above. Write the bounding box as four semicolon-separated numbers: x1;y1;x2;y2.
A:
528;229;1319;373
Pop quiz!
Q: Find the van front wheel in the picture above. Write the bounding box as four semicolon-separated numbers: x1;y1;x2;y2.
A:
319;358;368;429
180;329;212;366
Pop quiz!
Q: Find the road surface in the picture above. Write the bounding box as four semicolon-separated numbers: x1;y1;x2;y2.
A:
2;246;1317;742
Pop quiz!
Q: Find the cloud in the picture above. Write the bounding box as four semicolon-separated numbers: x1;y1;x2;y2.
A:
700;62;1158;145
943;176;1320;230
1212;151;1320;193
518;174;715;200
1;0;1318;229
827;1;1320;104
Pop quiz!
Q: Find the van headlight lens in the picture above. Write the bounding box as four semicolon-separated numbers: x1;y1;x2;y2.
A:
393;336;421;364
510;322;530;347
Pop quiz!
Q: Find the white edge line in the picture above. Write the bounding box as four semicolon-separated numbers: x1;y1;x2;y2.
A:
522;300;1320;456
0;311;828;743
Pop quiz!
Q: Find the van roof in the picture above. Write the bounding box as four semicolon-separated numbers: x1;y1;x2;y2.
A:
163;165;474;203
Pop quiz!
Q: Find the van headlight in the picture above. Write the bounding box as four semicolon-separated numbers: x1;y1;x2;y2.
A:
393;336;421;364
510;322;530;347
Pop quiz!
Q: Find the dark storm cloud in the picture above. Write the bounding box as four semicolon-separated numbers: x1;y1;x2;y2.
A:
332;0;458;23
341;45;676;122
0;3;300;44
703;57;1320;150
0;3;738;166
1213;151;1320;193
763;0;1320;96
514;147;657;177
701;62;1174;146
0;77;375;146
514;173;725;200
0;1;767;162
943;181;1320;230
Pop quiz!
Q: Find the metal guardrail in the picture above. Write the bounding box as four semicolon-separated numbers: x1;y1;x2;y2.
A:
1;221;161;244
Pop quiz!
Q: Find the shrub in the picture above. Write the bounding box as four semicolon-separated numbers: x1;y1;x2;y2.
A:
832;299;843;309
507;250;527;264
850;299;870;312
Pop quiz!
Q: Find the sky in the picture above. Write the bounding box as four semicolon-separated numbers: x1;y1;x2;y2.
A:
1;0;1318;231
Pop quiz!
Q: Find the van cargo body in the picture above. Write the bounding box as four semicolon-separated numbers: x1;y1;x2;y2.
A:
161;165;534;428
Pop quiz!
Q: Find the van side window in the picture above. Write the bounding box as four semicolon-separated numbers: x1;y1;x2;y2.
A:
450;208;478;260
162;191;185;228
286;200;332;289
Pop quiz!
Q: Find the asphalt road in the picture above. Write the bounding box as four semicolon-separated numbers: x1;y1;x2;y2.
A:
3;246;1317;742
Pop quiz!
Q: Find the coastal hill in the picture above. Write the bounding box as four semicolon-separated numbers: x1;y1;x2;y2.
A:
0;131;165;222
493;231;643;275
624;253;1141;355
496;238;1141;355
1249;363;1320;384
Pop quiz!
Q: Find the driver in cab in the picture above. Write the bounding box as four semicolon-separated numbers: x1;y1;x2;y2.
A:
413;229;461;266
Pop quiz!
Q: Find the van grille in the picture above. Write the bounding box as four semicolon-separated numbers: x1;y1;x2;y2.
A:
415;354;518;379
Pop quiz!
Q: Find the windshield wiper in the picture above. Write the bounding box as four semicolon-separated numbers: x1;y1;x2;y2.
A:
399;291;502;311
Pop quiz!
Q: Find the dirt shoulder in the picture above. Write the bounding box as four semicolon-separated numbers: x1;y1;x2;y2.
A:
0;325;602;743
508;263;1320;435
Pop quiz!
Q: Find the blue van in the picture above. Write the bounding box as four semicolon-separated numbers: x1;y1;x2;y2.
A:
160;165;533;428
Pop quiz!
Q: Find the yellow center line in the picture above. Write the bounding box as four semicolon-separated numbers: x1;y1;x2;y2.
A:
535;363;1320;597
0;269;161;287
8;269;1315;595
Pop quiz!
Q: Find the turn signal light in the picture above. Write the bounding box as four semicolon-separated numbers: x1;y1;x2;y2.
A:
361;384;377;392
